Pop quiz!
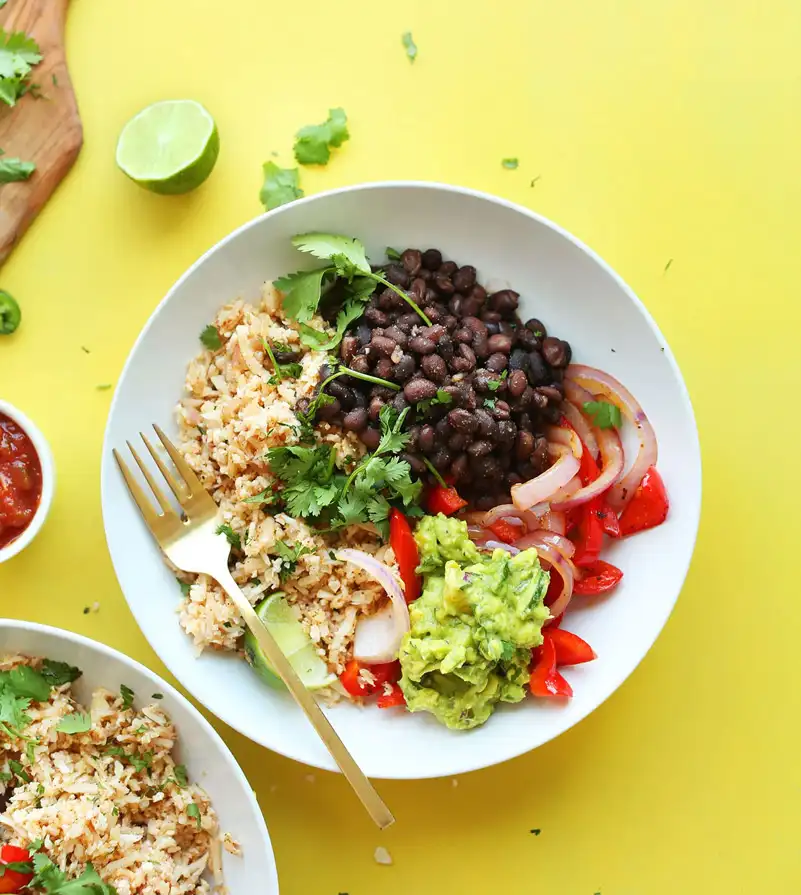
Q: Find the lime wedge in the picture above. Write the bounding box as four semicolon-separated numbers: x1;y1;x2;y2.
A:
244;594;336;691
115;100;220;195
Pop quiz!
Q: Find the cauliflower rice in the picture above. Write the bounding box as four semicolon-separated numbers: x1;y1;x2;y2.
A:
175;289;396;679
0;656;230;895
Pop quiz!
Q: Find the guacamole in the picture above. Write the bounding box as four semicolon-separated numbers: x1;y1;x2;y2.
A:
398;515;550;730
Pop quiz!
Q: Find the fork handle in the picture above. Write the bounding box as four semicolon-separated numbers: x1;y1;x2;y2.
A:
213;568;395;830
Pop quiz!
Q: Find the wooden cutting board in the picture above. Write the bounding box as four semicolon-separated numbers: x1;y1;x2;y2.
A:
0;0;82;265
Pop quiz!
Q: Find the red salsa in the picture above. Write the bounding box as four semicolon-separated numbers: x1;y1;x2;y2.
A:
0;412;42;549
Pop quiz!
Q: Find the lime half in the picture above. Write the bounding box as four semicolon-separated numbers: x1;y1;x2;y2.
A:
115;100;219;195
244;594;336;691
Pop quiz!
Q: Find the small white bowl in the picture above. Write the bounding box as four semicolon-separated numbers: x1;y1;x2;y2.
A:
0;620;279;893
0;400;55;564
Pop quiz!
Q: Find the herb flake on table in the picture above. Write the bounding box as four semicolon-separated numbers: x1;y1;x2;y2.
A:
530;176;541;187
502;158;519;170
293;108;349;166
664;258;673;272
401;32;418;62
0;151;35;183
260;161;303;211
582;400;622;429
199;324;222;350
530;828;541;835
0;29;42;107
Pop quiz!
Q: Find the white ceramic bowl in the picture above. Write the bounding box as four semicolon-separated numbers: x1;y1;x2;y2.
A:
0;400;55;564
0;620;279;892
101;182;701;779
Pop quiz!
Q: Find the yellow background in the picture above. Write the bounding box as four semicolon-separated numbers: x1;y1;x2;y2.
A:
1;0;799;892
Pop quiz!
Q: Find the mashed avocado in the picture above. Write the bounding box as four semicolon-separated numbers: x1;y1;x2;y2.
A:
398;515;550;730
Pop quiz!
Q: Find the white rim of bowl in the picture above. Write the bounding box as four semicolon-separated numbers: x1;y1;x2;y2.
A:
0;619;279;889
101;180;703;777
0;400;56;564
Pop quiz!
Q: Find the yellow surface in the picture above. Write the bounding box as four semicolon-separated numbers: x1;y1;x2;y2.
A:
1;1;799;892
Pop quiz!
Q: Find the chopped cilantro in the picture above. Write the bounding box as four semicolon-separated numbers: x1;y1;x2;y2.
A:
582;400;622;429
0;29;42;108
274;541;315;582
56;712;91;734
151;693;163;700
385;247;402;260
186;802;202;829
242;487;276;506
401;32;418;62
177;578;191;597
417;388;452;413
487;370;507;392
96;384;112;391
260;161;303;210
26;739;37;763
120;684;135;710
0;152;35;183
39;659;81;687
502;158;519;169
29;854;116;895
215;524;242;551
9;760;30;782
105;745;152;773
173;764;189;786
199;324;222;350
293;108;349;166
483;397;497;410
530;828;541;835
299;290;372;352
530;176;541;187
664;258;673;272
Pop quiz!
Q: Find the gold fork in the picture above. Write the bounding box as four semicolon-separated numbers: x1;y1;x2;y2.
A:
114;424;394;830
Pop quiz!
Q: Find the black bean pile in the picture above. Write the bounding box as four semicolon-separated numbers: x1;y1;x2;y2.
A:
310;248;572;510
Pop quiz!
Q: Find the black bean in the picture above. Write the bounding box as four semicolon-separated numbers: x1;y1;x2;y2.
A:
375;359;394;380
551;367;565;384
507;471;523;487
481;310;502;324
397;312;419;329
543;404;562;423
370;335;397;357
469;283;487;305
515;430;535;460
394;355;417;381
409;278;427;302
426;287;439;303
460;293;484;317
408;335;437;355
442;315;458;332
447;408;478;434
472;369;495;393
423;304;445;323
515;328;541;351
448;432;467;451
392;391;409;411
542;337;569;368
462;316;488;337
418;424;436;453
492;400;511;421
532;436;550;469
474;494;497;511
499;321;516;336
485;353;508;373
517;412;533;432
365;307;388;327
422;248;442;270
489;290;520;315
434;273;455;295
507;369;528;397
340;335;359;364
371;386;396;400
273;348;299;364
368;397;385;422
458;343;476;369
453;265;477;293
468;440;492;458
527;351;549;385
404;378;437;403
348;355;370;374
418;268;433;283
385;264;410;288
528;389;547;411
401;451;426;474
487;333;513;354
360;426;381;450
327;380;350;401
472;333;490;360
384;325;408;348
439;260;458;276
525;318;547;337
377;289;395;311
474;408;498;439
343;408;368;432
438;336;455;361
537;385;564;403
508;349;530;372
450;453;469;481
421;354;447;382
357;324;372;346
401;249;422;276
452;327;471;345
484;321;500;336
422;324;446;342
317;397;341;420
497;419;517;446
431;448;452;471
448;295;464;316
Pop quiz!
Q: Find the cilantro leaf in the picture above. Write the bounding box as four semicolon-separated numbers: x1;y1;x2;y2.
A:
291;233;371;276
293;108;349;166
173;764;189;786
338;491;368;526
215;524;242;551
0;30;42;107
502;158;519;169
0;155;35;183
583;400;622;429
6;665;51;702
487;370;507;392
376;405;410;454
273;541;314;581
242;487;276;506
259;161;303;211
299;294;370;351
199;324;222;350
177;578;192;597
186;802;202;829
274;267;331;323
56;712;91;734
0;689;31;736
8;759;30;782
30;854;117;895
416;388;452;413
39;659;82;688
105;745;152;773
386;247;402;261
401;32;418;62
120;684;134;710
483;397;497;410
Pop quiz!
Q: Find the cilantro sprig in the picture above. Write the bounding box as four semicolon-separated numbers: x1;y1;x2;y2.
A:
260;161;303;210
0;662;78;740
0;150;35;183
0;29;42;107
275;232;431;326
583;400;622;429
29;854;117;895
262;339;302;384
293;108;349;166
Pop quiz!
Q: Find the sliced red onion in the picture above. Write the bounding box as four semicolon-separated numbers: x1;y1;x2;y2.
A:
515;530;576;560
566;364;658;510
337;549;410;664
511;445;581;511
476;503;540;533
561;400;599;460
539;510;566;535
546;425;584;460
551;427;624;512
478;540;520;555
534;543;575;624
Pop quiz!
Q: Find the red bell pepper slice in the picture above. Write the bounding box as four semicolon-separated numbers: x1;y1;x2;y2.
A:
618;466;669;537
487;518;522;545
546;628;596;666
389;508;421;603
573;559;623;596
339;660;370;697
0;845;33;894
426;484;467;516
572;500;604;567
339;660;401;698
565;421;621;539
597;504;621;538
376;683;406;709
529;637;573;698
